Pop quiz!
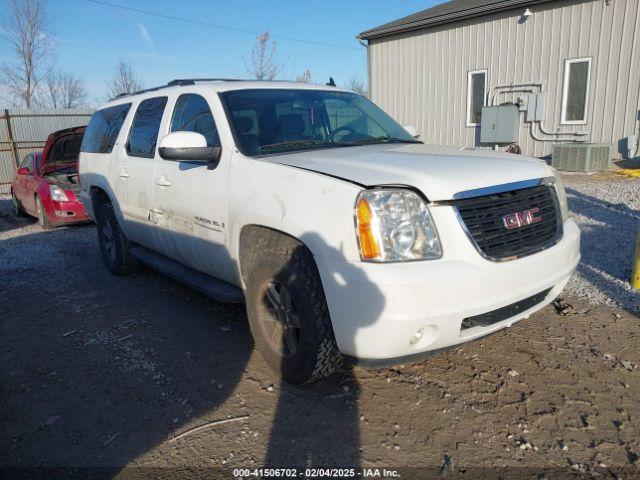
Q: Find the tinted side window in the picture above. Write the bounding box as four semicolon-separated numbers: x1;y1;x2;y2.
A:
128;97;168;157
170;94;219;146
81;103;131;153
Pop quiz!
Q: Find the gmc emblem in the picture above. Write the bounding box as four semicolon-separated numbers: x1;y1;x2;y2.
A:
502;208;543;230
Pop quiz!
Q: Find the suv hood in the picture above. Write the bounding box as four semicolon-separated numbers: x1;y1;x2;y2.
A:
266;144;554;201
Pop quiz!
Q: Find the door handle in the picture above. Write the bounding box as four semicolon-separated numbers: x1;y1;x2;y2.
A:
118;169;130;178
156;177;172;187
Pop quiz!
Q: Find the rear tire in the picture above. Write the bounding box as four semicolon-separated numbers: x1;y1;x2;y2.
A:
11;191;27;217
244;231;342;384
96;202;139;275
35;196;52;229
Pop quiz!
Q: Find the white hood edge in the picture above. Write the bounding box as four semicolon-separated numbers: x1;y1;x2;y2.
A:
265;143;555;201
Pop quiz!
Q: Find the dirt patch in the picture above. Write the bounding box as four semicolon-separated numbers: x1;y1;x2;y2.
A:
1;204;639;479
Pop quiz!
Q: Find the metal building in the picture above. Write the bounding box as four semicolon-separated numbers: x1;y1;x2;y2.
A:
359;0;640;160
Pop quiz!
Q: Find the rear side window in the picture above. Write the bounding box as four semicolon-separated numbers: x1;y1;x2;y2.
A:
170;94;220;146
128;97;168;158
81;103;131;154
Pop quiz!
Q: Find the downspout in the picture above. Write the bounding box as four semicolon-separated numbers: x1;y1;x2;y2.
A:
358;38;370;99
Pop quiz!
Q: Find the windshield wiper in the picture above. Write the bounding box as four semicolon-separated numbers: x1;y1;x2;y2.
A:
346;136;422;146
258;139;346;153
257;136;420;154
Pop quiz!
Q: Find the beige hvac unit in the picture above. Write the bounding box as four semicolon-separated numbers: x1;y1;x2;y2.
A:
551;143;612;172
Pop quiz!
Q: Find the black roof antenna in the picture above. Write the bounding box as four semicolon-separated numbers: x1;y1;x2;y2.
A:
326;77;336;87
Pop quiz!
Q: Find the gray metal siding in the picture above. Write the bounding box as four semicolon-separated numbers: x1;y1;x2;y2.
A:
0;109;93;193
369;0;640;158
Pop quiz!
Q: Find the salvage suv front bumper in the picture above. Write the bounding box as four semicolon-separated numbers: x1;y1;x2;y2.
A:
315;214;580;363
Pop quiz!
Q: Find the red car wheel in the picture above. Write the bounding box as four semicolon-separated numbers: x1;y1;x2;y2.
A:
11;192;27;217
35;196;53;229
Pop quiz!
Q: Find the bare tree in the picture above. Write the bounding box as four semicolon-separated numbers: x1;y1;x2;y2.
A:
0;0;53;108
106;60;143;99
295;69;312;83
44;68;60;107
44;69;87;108
246;31;284;81
345;76;368;97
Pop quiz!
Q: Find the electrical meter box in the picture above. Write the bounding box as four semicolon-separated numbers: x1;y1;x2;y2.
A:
480;104;520;144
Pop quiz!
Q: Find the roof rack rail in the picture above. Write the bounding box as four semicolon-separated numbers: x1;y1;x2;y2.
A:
110;84;167;101
167;78;245;86
110;77;316;101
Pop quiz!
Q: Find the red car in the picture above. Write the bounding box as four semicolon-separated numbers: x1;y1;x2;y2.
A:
11;126;89;228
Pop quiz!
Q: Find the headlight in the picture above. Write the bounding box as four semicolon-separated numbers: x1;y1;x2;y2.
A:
49;185;69;202
355;188;442;262
550;169;569;221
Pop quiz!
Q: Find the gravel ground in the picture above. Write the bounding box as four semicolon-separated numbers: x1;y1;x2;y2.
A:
563;173;639;313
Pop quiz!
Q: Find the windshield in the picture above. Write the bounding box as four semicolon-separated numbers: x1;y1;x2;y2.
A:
220;89;420;156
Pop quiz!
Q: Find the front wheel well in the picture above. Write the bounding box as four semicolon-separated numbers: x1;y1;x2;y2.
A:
90;186;111;213
239;225;310;286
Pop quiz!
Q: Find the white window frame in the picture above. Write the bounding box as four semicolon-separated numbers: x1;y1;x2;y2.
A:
560;57;591;125
467;69;488;127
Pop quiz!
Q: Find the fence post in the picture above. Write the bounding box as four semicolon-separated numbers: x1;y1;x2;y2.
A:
4;109;19;168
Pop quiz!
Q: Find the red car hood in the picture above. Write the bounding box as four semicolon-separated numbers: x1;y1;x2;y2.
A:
40;126;85;176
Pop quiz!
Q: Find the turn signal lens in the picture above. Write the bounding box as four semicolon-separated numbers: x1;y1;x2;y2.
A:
356;197;381;259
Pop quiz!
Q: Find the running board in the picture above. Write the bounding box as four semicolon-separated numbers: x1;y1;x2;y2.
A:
131;245;245;303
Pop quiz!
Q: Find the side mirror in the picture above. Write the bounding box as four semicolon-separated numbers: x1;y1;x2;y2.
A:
403;125;420;139
158;131;221;170
17;167;30;175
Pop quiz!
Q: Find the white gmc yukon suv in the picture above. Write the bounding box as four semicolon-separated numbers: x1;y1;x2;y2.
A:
79;80;580;384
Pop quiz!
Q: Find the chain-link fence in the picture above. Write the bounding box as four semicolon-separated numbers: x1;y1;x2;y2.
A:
0;109;94;194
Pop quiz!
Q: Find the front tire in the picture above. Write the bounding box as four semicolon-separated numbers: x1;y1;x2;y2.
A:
96;202;139;275
244;232;342;384
35;196;52;229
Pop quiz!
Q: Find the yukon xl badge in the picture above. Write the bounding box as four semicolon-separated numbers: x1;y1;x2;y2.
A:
502;208;542;230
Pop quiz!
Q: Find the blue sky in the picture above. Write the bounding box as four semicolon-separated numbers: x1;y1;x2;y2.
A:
0;0;442;105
